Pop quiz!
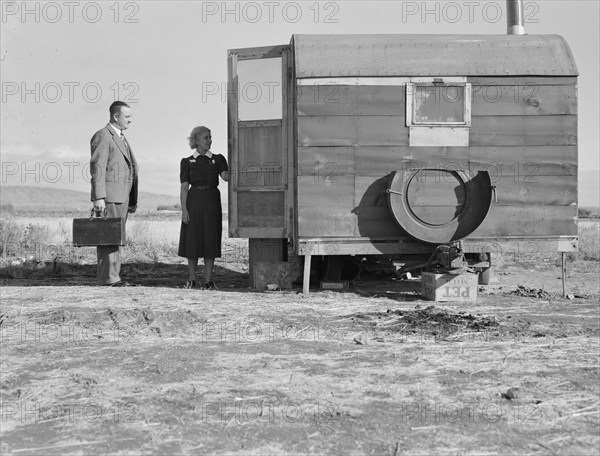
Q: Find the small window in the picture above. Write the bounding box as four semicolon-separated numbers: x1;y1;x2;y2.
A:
407;83;471;126
406;79;471;147
236;57;282;121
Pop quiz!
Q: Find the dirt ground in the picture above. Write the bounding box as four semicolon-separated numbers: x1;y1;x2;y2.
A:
1;252;599;455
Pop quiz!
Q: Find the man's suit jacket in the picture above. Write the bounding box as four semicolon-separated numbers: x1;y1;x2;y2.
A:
90;124;138;206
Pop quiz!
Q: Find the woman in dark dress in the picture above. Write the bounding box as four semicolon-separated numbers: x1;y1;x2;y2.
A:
178;126;229;289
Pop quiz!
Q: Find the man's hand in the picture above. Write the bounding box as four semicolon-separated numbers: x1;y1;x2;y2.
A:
128;205;137;214
182;209;190;224
93;198;106;211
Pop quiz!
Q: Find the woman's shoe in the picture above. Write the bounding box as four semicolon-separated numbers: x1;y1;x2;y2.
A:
183;280;197;289
204;281;217;290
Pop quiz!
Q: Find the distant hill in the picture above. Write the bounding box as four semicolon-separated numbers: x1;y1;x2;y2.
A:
1;172;597;215
0;185;179;214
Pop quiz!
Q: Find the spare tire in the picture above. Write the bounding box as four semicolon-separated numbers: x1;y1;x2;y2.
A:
387;168;493;244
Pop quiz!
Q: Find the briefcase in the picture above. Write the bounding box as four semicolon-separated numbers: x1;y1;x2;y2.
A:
73;209;126;247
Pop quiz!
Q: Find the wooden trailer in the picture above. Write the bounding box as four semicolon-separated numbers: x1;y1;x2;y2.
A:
227;30;578;292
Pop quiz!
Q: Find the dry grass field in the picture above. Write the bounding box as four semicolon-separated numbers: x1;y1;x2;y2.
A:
1;214;599;455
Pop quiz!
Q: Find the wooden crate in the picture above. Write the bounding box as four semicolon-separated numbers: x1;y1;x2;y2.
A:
73;217;126;246
421;271;478;303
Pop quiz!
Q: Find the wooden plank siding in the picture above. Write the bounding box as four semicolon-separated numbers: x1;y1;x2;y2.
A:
298;115;409;147
296;79;577;241
298;115;577;147
470;115;577;147
292;35;578;78
472;206;577;237
297;176;356;208
298;206;405;238
352;174;577;207
297;205;577;238
297;85;405;116
351;146;577;177
471;85;577;116
238;191;285;228
238;125;284;187
296;84;577;117
468;77;577;87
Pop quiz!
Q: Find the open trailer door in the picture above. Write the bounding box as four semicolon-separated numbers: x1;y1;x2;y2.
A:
227;44;292;239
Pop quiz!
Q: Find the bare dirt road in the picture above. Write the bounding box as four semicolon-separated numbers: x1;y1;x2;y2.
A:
1;255;599;455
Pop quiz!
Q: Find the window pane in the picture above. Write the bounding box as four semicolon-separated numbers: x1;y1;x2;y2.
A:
237;57;282;121
414;85;465;123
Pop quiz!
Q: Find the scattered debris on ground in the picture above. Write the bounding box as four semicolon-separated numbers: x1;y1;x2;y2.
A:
348;305;501;341
386;305;500;331
509;285;554;300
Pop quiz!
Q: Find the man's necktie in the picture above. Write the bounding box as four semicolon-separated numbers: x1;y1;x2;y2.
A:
121;133;133;165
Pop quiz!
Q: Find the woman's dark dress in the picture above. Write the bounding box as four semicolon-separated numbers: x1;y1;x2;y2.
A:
178;153;228;259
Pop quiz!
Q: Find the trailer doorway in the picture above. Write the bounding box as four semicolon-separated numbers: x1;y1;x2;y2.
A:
227;45;292;239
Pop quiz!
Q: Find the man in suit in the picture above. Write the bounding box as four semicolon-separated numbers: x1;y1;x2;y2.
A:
90;101;138;286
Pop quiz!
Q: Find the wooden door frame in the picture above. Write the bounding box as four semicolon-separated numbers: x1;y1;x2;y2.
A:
227;44;291;238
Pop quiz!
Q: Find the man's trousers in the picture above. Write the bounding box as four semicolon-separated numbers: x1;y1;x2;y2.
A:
96;201;129;285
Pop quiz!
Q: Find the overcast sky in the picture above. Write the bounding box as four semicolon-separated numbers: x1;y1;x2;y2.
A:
1;0;598;205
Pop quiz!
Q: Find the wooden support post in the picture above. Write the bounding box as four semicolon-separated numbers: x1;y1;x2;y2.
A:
303;254;311;295
561;252;567;297
249;238;285;289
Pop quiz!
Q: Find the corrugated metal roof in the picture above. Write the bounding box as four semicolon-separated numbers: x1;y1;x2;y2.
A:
291;34;578;78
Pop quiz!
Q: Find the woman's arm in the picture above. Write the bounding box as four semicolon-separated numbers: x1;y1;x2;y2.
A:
220;170;229;182
181;182;190;223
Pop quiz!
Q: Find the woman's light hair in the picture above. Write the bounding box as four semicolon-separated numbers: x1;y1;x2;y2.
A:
188;125;211;149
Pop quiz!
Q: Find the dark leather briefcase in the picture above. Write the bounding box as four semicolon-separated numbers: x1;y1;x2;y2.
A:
73;209;126;247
